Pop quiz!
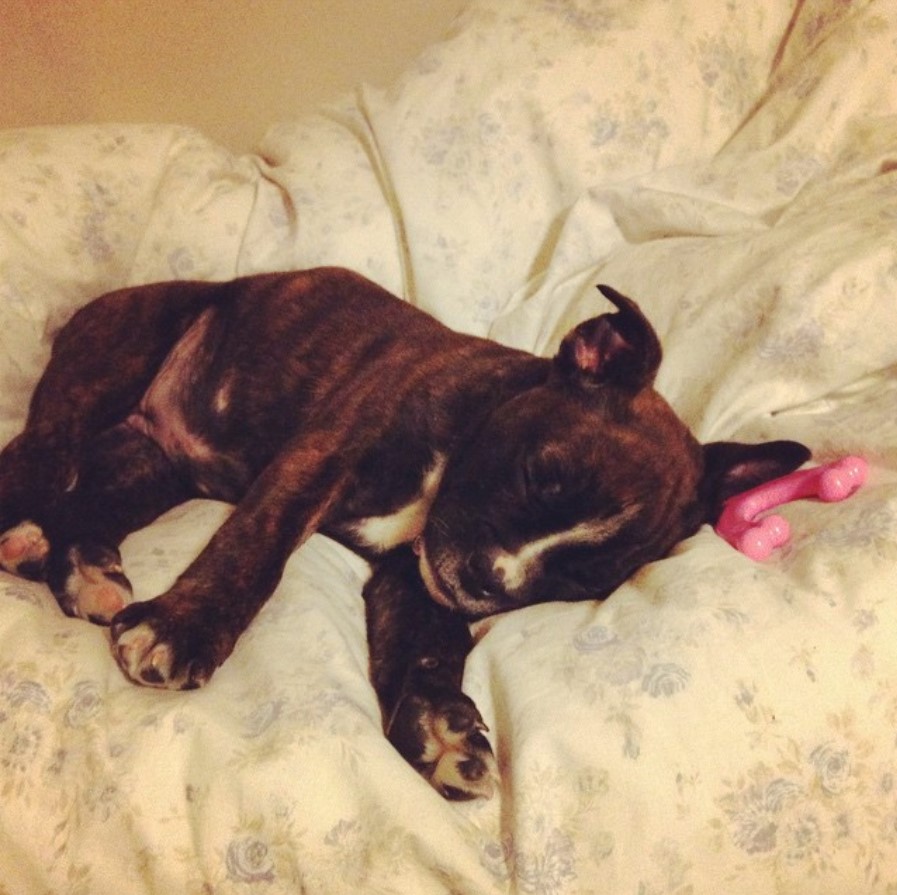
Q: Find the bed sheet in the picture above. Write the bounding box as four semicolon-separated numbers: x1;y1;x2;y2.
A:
2;1;897;893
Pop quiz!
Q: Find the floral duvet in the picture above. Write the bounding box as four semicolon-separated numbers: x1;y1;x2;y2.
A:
2;1;897;892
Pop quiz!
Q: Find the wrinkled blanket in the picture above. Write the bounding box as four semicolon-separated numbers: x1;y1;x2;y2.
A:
2;1;897;892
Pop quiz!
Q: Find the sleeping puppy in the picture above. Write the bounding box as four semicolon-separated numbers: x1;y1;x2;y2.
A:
0;268;808;799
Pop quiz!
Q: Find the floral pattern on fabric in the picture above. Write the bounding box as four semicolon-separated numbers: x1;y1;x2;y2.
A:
2;0;897;892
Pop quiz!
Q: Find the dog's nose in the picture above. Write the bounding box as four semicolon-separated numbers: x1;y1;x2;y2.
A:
462;552;505;605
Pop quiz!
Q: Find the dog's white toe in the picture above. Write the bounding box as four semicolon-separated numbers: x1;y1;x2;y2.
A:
114;621;175;687
425;711;499;800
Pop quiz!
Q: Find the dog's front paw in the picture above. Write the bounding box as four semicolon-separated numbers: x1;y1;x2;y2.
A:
388;681;498;800
110;599;224;690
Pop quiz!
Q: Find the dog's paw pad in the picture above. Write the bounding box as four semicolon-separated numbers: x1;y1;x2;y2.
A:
389;689;499;800
58;544;132;624
0;521;49;578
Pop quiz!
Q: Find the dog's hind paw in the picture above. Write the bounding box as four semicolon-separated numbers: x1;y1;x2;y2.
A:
49;543;132;625
109;599;221;690
388;683;499;800
0;521;49;580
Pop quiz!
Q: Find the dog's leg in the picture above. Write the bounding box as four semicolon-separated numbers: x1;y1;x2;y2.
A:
0;281;216;534
109;430;352;689
365;547;498;800
29;423;192;624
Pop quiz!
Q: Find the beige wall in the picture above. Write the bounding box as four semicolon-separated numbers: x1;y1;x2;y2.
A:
1;0;465;152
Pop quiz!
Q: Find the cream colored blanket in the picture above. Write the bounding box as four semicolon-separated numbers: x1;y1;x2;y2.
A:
2;1;896;892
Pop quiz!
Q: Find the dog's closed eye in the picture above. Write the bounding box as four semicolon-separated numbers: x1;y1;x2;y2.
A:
519;452;570;503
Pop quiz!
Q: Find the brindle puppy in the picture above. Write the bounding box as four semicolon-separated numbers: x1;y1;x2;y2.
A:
0;268;808;798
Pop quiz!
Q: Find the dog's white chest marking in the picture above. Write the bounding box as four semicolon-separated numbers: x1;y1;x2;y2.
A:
352;455;447;551
493;507;638;591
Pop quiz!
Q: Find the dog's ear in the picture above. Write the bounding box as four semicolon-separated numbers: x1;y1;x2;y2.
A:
555;285;662;391
701;439;812;522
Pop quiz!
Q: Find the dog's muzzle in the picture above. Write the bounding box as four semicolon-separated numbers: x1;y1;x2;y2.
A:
414;536;515;618
413;537;457;610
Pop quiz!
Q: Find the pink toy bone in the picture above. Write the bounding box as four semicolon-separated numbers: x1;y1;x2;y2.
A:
715;455;868;561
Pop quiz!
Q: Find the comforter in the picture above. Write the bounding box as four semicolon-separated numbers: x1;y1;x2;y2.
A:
2;1;897;892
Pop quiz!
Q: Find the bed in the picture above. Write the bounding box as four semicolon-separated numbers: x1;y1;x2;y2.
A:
2;0;897;892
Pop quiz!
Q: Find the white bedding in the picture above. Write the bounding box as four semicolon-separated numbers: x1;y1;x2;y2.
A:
2;1;897;892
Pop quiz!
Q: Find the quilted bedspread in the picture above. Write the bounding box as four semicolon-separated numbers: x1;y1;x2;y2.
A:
2;1;897;892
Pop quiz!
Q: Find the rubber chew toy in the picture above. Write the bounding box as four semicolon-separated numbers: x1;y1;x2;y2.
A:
715;455;868;561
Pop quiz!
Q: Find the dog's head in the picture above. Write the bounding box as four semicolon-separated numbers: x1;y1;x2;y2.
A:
419;286;810;618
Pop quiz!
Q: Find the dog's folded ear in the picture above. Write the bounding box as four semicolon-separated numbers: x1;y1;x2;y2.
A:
554;285;662;391
701;439;812;522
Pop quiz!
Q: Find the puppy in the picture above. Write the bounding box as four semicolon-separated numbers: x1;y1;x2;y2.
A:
0;268;808;798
